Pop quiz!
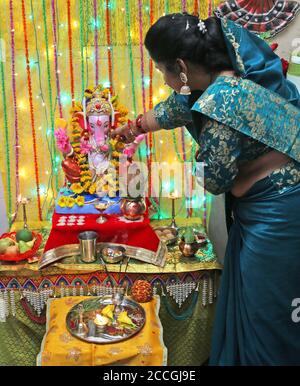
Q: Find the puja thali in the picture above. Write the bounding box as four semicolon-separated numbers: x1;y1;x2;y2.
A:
66;295;146;344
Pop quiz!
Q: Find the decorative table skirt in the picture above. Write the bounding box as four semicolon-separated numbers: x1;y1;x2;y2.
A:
37;296;167;366
0;218;222;366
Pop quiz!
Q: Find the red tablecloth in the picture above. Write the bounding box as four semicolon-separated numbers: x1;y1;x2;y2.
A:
44;212;160;253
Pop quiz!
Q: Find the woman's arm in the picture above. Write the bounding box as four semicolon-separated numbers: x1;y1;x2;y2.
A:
112;92;193;142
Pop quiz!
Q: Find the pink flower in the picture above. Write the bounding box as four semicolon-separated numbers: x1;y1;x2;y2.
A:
54;128;72;154
100;144;109;152
80;138;93;154
123;143;138;158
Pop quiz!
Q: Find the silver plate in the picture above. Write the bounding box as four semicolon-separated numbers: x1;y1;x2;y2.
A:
39;242;167;269
66;296;146;344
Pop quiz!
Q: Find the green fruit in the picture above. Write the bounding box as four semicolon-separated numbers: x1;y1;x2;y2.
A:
0;238;15;253
16;229;33;242
18;240;31;253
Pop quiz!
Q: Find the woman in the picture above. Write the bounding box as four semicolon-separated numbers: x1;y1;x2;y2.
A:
113;13;300;365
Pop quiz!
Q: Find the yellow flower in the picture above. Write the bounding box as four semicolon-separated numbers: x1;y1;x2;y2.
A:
109;138;118;147
83;181;92;191
75;196;85;207
111;159;119;168
118;117;127;125
58;196;68;208
89;184;97;195
80;175;92;183
70;183;84;194
115;142;125;151
70;102;83;114
67;197;76;208
112;151;121;158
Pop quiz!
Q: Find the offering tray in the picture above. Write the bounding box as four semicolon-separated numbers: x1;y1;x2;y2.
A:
66;296;146;344
39;242;167;269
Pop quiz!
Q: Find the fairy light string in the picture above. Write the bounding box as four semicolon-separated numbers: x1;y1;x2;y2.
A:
125;0;142;163
93;0;99;85
106;0;113;93
51;0;63;118
9;0;20;210
21;0;42;220
0;23;12;220
30;0;56;217
42;0;59;192
67;0;75;106
79;0;85;97
165;0;170;15
138;0;151;184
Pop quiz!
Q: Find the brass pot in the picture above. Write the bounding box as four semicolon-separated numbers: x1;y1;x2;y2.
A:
120;197;146;221
178;240;200;258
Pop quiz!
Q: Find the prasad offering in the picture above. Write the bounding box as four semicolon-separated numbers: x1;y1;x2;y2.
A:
66;296;146;344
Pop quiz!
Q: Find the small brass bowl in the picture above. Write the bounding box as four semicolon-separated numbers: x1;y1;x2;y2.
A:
100;245;126;264
153;226;178;246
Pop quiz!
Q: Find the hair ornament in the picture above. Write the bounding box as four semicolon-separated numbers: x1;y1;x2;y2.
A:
197;19;207;35
185;20;190;30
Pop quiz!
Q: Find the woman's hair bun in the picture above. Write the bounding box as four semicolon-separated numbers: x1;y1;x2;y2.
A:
145;13;233;74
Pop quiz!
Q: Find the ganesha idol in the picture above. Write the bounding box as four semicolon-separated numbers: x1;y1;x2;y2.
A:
54;85;146;214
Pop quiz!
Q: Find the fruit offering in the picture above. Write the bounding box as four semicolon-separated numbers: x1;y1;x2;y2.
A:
0;231;42;262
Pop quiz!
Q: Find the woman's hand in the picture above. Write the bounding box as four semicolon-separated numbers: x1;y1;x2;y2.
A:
111;120;139;144
231;150;290;198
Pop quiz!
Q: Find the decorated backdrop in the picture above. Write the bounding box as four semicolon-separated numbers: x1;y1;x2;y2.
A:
0;0;223;225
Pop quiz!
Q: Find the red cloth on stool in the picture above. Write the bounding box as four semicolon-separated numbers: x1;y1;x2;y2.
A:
44;212;160;253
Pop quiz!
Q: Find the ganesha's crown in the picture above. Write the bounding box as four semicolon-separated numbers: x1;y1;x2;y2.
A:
86;94;113;116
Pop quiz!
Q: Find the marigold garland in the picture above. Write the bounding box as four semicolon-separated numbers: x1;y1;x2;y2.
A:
65;85;129;197
21;0;42;221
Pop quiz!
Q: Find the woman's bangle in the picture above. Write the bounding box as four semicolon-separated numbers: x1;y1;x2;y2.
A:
136;114;148;134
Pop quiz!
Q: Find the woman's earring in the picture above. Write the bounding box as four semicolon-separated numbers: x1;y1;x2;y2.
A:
179;72;191;95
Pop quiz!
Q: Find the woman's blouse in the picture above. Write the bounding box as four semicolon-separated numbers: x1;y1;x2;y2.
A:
154;91;300;195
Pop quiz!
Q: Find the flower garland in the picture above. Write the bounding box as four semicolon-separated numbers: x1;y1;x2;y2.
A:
0;22;12;220
138;0;151;192
79;0;85;98
194;0;199;15
67;0;75;106
106;0;113;93
42;0;59;192
125;0;142;163
51;0;63;118
93;0;99;85
21;0;42;221
9;0;19;213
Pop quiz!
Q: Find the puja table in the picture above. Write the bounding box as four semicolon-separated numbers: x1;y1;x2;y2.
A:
0;218;222;366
